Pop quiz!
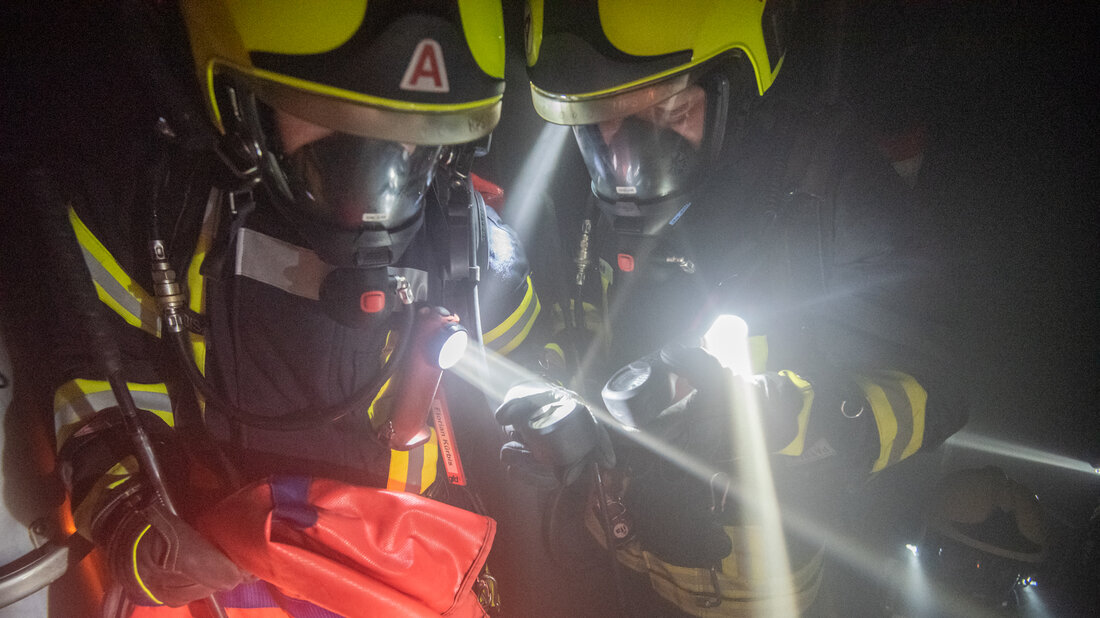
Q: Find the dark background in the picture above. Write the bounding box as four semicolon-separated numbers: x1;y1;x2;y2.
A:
1;1;1098;615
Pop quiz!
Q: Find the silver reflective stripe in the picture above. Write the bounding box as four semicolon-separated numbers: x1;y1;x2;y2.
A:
235;228;333;300
404;446;425;494
234;228;428;302
79;252;161;336
54;384;173;437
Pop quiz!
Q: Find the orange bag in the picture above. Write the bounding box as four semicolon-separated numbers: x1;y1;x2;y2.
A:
196;476;495;617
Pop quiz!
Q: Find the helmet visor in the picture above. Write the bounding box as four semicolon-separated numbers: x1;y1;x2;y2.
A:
573;85;708;205
266;107;441;230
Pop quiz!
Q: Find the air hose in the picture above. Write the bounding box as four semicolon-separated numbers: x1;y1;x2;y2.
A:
150;240;416;432
31;170;229;618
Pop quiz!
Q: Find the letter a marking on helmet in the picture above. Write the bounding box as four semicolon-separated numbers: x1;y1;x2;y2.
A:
401;39;450;93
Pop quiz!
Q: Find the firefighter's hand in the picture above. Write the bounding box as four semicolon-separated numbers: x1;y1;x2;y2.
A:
100;498;247;607
495;382;614;486
656;345;803;452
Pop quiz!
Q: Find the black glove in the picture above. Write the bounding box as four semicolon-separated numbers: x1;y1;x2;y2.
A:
648;345;804;452
96;493;247;607
495;382;614;486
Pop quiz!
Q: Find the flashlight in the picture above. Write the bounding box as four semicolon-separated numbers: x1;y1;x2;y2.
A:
500;382;598;468
377;307;468;450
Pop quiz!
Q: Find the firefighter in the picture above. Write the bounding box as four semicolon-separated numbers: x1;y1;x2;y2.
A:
900;466;1049;616
12;1;540;615
496;1;969;615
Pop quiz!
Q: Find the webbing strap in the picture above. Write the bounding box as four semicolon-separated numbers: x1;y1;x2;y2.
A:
233;227;429;302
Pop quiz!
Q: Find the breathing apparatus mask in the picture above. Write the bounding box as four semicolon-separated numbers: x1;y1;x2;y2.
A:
570;70;732;237
210;74;452;334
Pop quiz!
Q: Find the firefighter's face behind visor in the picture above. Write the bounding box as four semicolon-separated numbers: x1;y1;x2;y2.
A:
573;85;708;206
264;103;441;233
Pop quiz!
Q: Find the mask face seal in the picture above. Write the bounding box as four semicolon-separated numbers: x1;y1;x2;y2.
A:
572;74;729;235
266;107;441;233
575;84;709;204
218;79;444;267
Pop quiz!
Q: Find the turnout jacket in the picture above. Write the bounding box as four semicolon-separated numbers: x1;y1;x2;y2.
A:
41;141;540;540
542;102;968;616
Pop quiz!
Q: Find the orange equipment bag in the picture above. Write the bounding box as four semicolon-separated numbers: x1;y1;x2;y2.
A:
194;475;495;617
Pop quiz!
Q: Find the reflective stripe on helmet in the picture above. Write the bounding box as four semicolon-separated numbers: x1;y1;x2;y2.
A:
527;0;788;125
68;208;161;337
854;370;926;473
182;0;506;143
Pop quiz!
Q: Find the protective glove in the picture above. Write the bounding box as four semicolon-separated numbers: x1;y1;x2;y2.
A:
607;345;806;567
646;344;805;452
495;382;615;486
96;492;248;607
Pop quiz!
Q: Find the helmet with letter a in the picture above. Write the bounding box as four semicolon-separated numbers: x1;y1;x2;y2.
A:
524;0;790;235
180;0;506;267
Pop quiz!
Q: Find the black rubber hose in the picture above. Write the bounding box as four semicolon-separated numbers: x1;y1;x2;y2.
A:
171;305;414;432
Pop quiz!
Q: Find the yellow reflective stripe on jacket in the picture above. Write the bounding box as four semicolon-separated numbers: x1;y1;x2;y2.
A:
483;276;540;355
68;207;161;337
776;370;814;457
366;336;439;495
544;342;565;364
54;378;174;449
385;429;439;494
587;508;823;617
854;370;926;472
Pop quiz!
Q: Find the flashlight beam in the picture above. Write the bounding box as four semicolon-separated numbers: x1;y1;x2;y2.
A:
946;430;1100;476
505;123;572;251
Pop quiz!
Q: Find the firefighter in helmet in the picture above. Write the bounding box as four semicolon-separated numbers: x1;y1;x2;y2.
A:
899;466;1049;616
495;1;969;615
15;1;540;615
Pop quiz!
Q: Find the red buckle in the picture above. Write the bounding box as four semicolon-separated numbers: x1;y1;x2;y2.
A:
617;253;635;272
360;291;386;314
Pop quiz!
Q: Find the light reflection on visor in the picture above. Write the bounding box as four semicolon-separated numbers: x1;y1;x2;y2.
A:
269;109;441;230
574;85;707;204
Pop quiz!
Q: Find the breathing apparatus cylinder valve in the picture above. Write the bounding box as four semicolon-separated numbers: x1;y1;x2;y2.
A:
376;307;468;450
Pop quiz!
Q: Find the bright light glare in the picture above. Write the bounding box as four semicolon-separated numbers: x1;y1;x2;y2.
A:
702;313;798;615
449;331;804;615
703;314;751;374
437;330;468;370
504;123;572;253
946;430;1100;476
905;543;919;557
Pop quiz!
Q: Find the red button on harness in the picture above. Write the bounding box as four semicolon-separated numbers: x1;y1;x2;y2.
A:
360;291;386;314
